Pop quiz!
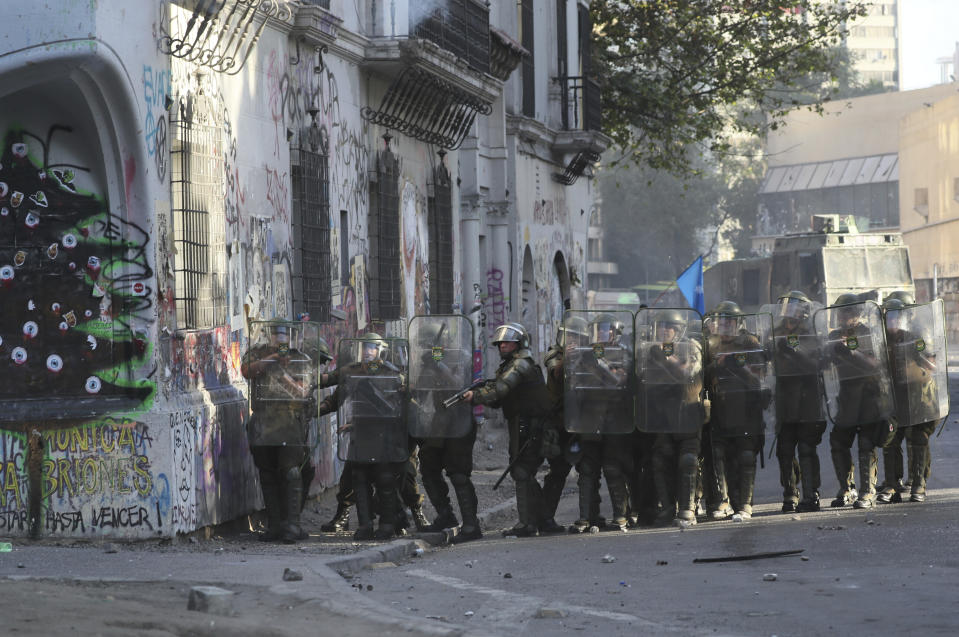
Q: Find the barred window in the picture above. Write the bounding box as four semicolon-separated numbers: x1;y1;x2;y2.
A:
521;0;535;117
171;93;228;329
369;146;401;319
428;162;454;313
291;131;331;322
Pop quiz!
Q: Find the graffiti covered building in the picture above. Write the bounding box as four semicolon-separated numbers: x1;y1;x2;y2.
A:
0;0;606;539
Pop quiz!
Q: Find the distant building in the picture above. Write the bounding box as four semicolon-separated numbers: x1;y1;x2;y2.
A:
846;0;900;89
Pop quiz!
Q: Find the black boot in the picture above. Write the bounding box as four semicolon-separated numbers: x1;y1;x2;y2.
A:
451;476;482;544
352;471;375;541
281;467;306;543
258;472;284;542
321;501;351;532
425;507;458;532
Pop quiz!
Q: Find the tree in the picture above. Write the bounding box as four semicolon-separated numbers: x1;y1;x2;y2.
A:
593;0;869;177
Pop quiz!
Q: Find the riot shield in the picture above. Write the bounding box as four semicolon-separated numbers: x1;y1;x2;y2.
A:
634;308;705;434
245;321;321;447
335;336;409;463
761;300;826;428
703;312;776;437
814;301;894;428
407;315;474;438
885;299;950;427
562;310;635;434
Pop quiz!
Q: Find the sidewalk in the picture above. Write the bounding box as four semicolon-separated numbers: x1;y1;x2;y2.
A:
0;531;497;636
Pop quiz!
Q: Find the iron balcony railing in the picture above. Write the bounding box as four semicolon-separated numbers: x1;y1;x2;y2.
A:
556;75;602;132
410;0;490;75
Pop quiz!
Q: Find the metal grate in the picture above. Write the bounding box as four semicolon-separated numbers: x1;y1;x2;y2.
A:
428;164;454;313
411;0;490;75
369;148;401;320
292;145;331;322
171;95;228;329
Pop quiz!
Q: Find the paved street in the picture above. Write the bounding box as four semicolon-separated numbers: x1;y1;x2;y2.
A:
2;373;959;636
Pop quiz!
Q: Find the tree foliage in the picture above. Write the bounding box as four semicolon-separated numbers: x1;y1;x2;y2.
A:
593;0;869;176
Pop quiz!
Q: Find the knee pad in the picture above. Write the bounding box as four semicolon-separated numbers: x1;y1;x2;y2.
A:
797;441;817;458
602;464;623;481
449;473;470;488
375;470;397;492
678;452;698;473
284;465;302;483
510;465;532;482
651;452;671;474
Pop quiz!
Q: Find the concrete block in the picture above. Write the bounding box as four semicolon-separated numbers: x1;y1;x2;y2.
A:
187;586;235;616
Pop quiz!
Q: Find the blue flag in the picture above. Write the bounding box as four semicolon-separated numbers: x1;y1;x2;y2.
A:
676;255;705;315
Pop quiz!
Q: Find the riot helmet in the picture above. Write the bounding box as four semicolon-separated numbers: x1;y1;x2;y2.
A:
833;293;860;327
492;322;530;359
559;315;590;348
778;290;812;321
359;332;388;362
653;309;686;341
882;297;907;332
317;337;333;364
884;290;916;307
589;313;620;344
709;301;743;337
270;323;290;354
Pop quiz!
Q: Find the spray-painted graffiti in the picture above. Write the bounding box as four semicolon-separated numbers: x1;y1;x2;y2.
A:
486;268;506;328
142;65;171;182
0;126;156;419
533;199;569;226
265;165;290;226
401;182;428;315
272;52;370;255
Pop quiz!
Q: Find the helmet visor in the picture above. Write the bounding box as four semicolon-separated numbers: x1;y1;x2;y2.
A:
491;325;523;345
778;297;807;320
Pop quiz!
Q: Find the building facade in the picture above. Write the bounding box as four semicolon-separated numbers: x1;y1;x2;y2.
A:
0;0;605;539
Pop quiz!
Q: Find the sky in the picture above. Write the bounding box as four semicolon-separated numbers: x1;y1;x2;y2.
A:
899;0;959;90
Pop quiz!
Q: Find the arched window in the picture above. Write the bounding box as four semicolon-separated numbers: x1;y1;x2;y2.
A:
368;144;400;319
428;160;453;313
291;126;331;322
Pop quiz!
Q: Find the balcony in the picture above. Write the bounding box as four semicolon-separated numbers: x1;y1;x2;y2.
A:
410;0;490;75
362;0;502;149
556;75;601;132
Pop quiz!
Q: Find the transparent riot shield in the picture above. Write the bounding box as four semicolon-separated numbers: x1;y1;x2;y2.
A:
335;336;409;463
703;312;776;438
245;321;321;447
407;315;474;438
562;310;635;434
814;301;894;429
761;300;826;428
634;308;705;434
885;299;950;427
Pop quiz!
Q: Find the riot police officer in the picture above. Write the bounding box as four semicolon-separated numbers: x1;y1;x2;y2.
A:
704;301;772;520
822;294;895;509
322;333;409;540
242;323;330;543
319;336;430;534
409;318;483;543
641;309;705;527
770;291;827;513
463;322;555;537
547;315;605;533
880;296;944;503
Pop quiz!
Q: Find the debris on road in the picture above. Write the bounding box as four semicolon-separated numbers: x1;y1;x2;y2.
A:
283;568;303;581
187;585;235;616
763;573;778;582
693;549;804;563
601;555;616;563
535;608;568;619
